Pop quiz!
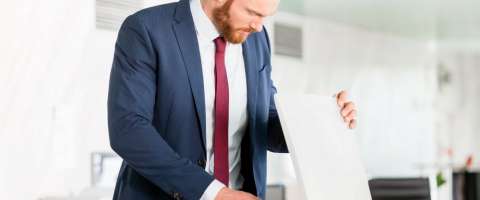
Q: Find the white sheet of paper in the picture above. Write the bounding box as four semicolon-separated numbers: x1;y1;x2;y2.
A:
275;94;371;200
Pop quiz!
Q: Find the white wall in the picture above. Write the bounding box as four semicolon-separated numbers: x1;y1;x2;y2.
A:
265;12;440;199
435;43;480;170
267;11;438;184
0;0;118;199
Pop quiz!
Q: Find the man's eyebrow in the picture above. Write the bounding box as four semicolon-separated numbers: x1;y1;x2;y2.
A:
246;8;266;17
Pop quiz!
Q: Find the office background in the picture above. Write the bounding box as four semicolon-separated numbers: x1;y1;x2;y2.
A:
1;0;479;199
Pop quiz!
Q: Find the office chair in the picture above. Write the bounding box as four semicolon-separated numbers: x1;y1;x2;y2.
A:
453;171;480;200
368;178;431;200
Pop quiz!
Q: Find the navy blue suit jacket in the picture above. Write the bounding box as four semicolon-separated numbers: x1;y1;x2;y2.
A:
107;0;288;199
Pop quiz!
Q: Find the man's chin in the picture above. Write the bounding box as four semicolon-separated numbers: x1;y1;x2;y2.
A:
226;33;249;44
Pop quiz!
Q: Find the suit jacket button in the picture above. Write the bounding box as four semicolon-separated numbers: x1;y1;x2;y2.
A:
197;159;206;168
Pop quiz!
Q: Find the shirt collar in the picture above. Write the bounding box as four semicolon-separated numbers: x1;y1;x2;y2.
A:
190;0;220;42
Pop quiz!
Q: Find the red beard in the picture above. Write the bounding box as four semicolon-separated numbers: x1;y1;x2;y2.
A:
212;0;255;44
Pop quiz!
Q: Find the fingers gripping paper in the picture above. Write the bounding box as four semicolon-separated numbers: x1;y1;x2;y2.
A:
274;94;371;200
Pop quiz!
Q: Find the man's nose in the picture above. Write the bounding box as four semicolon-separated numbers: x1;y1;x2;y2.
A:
250;21;263;32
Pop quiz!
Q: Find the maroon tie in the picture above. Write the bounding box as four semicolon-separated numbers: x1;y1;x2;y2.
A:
213;36;229;186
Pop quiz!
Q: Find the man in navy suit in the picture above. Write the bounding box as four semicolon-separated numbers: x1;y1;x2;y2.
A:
107;0;357;199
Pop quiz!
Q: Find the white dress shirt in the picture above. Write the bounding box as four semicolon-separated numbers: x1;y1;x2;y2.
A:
189;0;249;199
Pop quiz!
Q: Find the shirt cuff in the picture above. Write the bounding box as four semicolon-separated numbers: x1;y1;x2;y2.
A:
200;179;226;200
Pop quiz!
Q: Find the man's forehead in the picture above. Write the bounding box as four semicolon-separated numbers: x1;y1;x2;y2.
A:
245;0;279;16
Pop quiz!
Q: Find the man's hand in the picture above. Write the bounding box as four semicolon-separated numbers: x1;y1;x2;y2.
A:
215;187;259;200
336;90;357;129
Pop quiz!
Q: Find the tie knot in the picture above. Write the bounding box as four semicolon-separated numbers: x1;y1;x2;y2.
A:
214;36;226;53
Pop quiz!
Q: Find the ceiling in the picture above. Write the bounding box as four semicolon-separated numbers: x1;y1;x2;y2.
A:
278;0;480;40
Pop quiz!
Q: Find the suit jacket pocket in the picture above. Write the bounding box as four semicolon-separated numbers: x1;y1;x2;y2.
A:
259;64;269;72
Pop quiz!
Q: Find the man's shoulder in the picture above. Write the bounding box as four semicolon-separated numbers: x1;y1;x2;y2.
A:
124;1;181;27
246;27;271;54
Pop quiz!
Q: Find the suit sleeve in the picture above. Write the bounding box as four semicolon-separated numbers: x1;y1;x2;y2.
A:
107;14;214;199
263;28;289;153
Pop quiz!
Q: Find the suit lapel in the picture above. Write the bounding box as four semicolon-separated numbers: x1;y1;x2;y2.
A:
242;37;259;130
172;0;207;153
171;0;260;154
